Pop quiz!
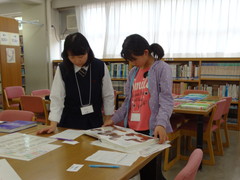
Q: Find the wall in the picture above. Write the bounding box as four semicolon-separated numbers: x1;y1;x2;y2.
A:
22;3;49;93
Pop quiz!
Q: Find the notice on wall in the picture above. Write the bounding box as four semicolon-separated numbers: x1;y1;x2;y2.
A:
9;33;19;46
0;31;10;45
0;32;19;46
6;48;16;63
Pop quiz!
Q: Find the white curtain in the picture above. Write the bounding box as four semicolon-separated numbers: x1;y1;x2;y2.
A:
75;0;240;58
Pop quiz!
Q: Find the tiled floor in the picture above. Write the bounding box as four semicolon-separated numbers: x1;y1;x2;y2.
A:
163;130;240;180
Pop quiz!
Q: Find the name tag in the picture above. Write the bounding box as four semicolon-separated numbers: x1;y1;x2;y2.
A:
131;113;140;122
80;105;94;115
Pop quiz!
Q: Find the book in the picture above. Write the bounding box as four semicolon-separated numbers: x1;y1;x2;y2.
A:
0;120;37;133
84;126;157;152
174;94;208;102
179;102;211;110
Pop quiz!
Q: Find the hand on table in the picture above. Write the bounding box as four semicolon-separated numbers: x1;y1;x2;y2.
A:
154;125;168;144
36;121;57;135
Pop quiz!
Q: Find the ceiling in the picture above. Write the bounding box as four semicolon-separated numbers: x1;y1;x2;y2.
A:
0;0;44;4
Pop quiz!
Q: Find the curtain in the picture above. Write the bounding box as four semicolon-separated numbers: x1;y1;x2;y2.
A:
75;0;240;58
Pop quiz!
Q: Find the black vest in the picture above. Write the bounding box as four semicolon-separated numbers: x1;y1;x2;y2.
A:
58;58;104;130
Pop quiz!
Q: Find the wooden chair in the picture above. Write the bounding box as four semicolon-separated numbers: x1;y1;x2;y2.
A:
220;97;232;147
0;110;34;122
3;86;25;110
174;148;203;180
31;89;50;98
163;114;184;171
180;99;226;165
20;95;49;125
183;89;209;95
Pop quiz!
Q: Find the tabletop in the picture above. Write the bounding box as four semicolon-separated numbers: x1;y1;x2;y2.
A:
0;125;161;180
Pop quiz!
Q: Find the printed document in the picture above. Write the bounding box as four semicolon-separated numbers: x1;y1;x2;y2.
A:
85;150;140;166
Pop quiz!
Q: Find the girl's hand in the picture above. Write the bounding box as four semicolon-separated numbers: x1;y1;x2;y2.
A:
102;118;114;127
154;125;168;144
36;121;57;135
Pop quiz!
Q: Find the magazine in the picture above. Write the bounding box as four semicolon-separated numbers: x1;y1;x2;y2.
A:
84;126;158;151
0;120;37;133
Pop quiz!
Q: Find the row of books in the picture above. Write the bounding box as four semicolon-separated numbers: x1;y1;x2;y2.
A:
174;93;209;102
201;62;240;79
174;94;215;110
178;100;216;110
172;82;199;95
112;81;126;93
106;63;129;79
169;61;199;79
201;84;239;101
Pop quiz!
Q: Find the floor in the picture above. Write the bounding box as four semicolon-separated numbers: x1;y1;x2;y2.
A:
163;130;240;180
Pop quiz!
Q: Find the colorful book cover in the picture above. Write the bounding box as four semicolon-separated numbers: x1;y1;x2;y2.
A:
179;102;211;110
84;126;157;151
0;120;37;133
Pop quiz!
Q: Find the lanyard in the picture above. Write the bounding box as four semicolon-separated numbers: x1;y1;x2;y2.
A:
74;64;92;106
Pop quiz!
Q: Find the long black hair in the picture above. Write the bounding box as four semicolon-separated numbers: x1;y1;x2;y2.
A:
120;34;164;61
61;32;94;68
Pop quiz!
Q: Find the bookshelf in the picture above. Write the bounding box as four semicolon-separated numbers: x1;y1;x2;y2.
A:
0;16;22;109
20;35;25;88
164;57;240;130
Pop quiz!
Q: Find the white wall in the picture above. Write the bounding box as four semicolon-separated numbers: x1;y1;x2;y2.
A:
22;3;49;93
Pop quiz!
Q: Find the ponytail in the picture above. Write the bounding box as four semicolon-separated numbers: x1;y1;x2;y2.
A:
149;43;164;60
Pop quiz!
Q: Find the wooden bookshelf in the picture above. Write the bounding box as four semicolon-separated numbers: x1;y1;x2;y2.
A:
0;16;22;109
164;57;240;130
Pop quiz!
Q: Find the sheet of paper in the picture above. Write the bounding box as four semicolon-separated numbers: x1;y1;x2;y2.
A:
91;140;171;157
50;129;85;140
66;164;84;172
63;140;79;145
0;159;22;180
0;133;61;161
85;150;140;166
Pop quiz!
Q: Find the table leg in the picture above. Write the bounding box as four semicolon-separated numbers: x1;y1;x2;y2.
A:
197;114;203;169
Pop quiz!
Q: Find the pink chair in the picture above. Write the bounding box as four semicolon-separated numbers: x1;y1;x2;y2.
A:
220;97;232;147
20;95;49;125
31;89;50;98
174;148;203;180
180;99;226;165
0;110;34;122
3;86;25;110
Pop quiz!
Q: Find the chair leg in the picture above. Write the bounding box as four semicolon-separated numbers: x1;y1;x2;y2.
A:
222;123;230;147
202;137;215;165
214;130;224;156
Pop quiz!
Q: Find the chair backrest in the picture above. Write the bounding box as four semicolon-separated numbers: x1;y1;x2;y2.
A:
4;86;25;99
212;99;226;121
3;86;25;109
0;110;34;122
20;95;48;124
174;148;203;180
221;97;232;116
31;89;50;97
183;90;209;95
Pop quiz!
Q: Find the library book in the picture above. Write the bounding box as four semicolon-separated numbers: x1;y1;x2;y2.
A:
84;125;157;152
0;120;37;133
